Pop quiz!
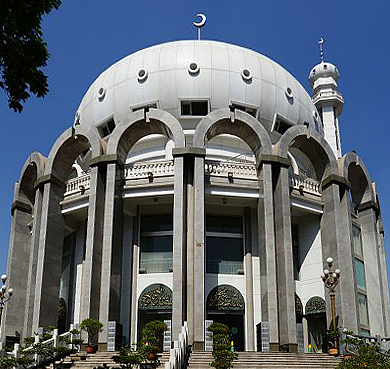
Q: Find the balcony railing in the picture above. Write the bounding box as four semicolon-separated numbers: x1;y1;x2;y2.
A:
289;173;321;196
64;161;321;197
205;161;257;179
124;160;174;179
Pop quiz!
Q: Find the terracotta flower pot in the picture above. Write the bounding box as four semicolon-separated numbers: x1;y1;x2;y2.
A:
329;347;338;356
147;351;157;361
85;345;96;354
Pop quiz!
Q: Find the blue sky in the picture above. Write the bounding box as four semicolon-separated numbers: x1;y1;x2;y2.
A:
0;1;389;292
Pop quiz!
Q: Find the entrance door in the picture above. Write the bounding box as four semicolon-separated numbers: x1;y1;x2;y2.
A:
305;297;327;353
206;285;245;351
207;311;245;351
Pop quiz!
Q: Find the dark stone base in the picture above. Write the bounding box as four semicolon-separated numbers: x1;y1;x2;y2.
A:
269;343;280;352
280;343;298;353
98;343;107;351
192;341;204;351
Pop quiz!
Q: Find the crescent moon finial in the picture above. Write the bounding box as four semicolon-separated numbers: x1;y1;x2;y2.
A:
193;13;206;40
318;37;325;62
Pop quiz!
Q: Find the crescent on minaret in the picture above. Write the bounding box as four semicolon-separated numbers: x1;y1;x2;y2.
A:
193;13;206;28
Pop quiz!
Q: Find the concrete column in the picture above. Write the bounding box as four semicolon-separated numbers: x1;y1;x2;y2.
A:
32;180;65;331
172;156;185;340
2;197;33;339
120;214;134;345
359;205;385;335
99;162;124;346
378;228;390;335
130;242;139;345
80;164;106;323
23;188;43;337
244;207;254;350
272;164;297;352
302;317;308;353
321;180;348;330
336;186;359;332
186;158;195;345
257;163;279;351
71;221;86;324
193;155;205;350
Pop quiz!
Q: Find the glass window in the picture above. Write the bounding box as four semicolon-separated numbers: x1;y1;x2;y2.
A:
139;214;173;273
206;215;243;274
180;100;208;116
352;226;363;257
358;293;369;327
355;259;366;290
206;215;242;234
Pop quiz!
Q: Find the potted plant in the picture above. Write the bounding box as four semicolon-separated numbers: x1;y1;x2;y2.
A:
80;318;103;354
140;320;167;361
327;330;340;356
112;346;144;368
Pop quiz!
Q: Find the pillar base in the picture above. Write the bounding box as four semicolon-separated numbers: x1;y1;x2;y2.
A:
98;343;107;352
280;343;298;353
192;341;204;351
269;343;280;352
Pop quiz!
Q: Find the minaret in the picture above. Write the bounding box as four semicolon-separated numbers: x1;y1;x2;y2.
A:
309;39;344;158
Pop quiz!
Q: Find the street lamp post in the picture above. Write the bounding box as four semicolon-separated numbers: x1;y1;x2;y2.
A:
321;257;341;350
0;274;13;326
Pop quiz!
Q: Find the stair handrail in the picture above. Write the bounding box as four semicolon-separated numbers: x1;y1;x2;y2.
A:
2;324;79;366
165;322;188;369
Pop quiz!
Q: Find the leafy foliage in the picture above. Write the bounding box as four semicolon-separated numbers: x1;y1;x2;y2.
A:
207;322;238;369
0;0;62;112
80;318;103;346
141;320;168;353
112;346;145;368
59;329;84;350
338;335;390;368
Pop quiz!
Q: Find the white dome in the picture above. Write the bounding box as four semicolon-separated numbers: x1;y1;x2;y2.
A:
76;40;322;135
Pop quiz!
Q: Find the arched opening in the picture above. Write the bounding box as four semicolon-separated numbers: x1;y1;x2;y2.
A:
305;296;327;353
206;285;245;351
138;284;172;350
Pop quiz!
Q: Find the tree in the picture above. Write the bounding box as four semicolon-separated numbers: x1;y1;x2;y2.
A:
0;0;62;112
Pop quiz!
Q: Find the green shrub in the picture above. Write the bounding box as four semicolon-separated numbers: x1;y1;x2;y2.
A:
112;346;145;368
207;322;238;369
141;320;167;353
338;336;390;368
80;318;103;346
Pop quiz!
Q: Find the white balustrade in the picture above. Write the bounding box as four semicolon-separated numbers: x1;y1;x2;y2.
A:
289;173;321;196
204;161;257;179
64;171;91;196
165;321;189;369
124;160;174;179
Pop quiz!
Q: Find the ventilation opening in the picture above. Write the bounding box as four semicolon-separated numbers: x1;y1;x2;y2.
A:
273;117;293;135
98;118;116;138
231;103;257;118
132;102;158;112
181;100;209;116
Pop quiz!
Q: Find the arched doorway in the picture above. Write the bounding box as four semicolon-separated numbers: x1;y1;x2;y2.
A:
206;285;245;351
138;284;172;348
305;296;327;352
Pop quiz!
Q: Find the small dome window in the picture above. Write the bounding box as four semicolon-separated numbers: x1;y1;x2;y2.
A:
137;69;148;82
188;62;200;75
241;69;252;82
97;87;106;101
285;86;293;99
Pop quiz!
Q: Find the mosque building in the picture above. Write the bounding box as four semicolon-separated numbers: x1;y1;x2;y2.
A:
2;33;390;353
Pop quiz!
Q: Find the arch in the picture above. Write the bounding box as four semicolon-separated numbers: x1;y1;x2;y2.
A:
193;108;272;165
206;284;245;311
274;125;339;181
305;296;326;315
295;293;303;318
138;284;173;311
45;125;103;182
107;109;185;164
16;152;46;206
340;152;375;206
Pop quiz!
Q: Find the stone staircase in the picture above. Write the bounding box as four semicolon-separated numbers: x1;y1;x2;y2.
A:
56;351;170;368
187;351;342;368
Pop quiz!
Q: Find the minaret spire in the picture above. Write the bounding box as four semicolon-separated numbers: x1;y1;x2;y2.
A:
309;40;344;159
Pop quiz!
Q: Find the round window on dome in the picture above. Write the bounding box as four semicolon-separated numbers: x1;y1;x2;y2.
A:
241;69;252;82
138;69;148;82
98;87;106;101
285;86;293;99
188;62;200;75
